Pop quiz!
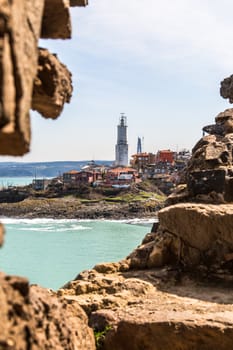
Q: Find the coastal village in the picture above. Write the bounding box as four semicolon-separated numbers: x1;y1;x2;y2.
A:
32;114;191;196
2;1;233;350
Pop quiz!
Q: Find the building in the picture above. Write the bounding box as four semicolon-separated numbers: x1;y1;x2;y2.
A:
156;149;175;164
137;137;142;154
130;152;156;171
63;169;102;186
115;113;128;167
32;178;51;191
62;170;79;184
105;167;138;187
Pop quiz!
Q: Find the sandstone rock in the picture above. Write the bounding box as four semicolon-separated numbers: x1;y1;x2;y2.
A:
187;169;226;197
0;0;89;156
30;285;95;350
0;272;95;349
0;0;44;155
185;121;233;201
32;48;72;119
127;229;181;270
128;241;154;269
89;309;119;331
94;262;122;274
159;203;233;265
150;222;159;234
165;184;190;206
146;245;165;267
142;231;158;244
220;74;233;103
188;135;231;172
70;0;89;6
41;0;71;39
202;123;225;135
103;312;233;350
215;108;233;124
61;267;233;350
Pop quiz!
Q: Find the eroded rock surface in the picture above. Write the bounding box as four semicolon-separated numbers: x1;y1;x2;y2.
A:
0;0;86;156
220;74;233;103
59;98;233;348
70;0;88;6
60;263;233;350
0;272;95;350
0;0;44;155
41;0;71;39
168;108;233;204
32;48;73;119
0;2;95;349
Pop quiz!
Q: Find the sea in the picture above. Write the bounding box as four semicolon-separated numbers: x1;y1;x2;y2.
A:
0;177;155;290
0;218;153;290
0;176;35;188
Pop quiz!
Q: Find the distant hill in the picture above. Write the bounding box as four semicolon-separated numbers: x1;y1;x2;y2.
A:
0;161;114;178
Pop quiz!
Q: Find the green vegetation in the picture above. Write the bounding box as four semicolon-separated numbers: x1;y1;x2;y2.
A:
94;325;113;349
103;191;166;203
79;199;101;203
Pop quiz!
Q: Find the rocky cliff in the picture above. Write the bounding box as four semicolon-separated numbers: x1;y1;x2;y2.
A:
0;0;86;155
58;92;233;348
1;1;233;349
0;1;97;350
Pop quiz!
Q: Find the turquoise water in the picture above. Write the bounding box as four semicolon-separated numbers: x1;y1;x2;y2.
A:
0;218;153;290
0;177;35;188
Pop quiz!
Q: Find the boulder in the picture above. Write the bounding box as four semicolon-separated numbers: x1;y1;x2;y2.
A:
220;74;233;103
41;0;71;39
103;312;233;350
187;169;226;196
60;266;233;350
32;48;73;119
184;121;233;202
0;272;95;349
0;0;44;155
0;0;88;156
158;203;233;265
70;0;88;6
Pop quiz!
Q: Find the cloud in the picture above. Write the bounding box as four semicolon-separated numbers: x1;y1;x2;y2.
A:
71;0;233;72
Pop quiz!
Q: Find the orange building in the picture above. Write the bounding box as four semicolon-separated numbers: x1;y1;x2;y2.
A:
105;167;138;184
155;150;175;164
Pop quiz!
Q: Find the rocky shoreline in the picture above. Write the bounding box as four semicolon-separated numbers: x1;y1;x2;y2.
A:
1;3;233;347
0;197;161;220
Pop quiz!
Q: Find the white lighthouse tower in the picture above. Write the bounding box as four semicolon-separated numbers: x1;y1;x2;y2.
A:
115;113;128;167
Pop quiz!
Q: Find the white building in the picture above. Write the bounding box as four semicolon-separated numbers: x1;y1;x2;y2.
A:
115;114;128;166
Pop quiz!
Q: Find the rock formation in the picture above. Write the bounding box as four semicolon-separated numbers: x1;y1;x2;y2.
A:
0;0;86;156
0;1;97;350
126;106;233;271
220;74;233;103
58;87;233;348
0;273;95;349
1;1;233;349
59;260;233;350
32;48;73;119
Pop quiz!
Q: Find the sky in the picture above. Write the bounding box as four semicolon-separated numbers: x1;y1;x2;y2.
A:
2;0;233;162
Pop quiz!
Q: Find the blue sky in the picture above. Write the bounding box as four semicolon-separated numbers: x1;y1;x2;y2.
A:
2;0;233;162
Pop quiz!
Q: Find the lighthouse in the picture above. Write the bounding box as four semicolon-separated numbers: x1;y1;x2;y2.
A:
115;113;128;167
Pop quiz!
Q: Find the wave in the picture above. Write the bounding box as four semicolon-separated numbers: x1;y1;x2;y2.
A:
17;225;91;232
0;218;87;225
0;217;157;227
124;218;157;226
